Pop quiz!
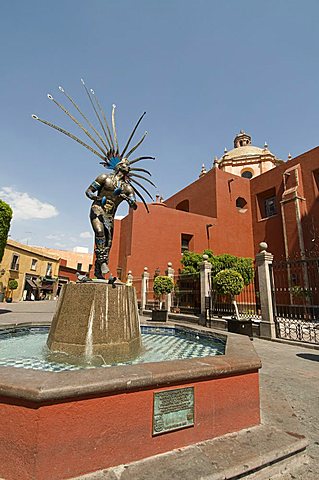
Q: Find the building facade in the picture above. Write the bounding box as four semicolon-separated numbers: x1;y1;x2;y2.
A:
107;133;319;279
0;240;60;302
0;242;94;301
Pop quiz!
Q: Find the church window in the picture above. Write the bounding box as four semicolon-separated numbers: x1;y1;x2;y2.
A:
257;187;277;219
241;170;253;179
236;197;247;209
181;234;193;253
264;197;277;217
265;197;277;217
176;199;189;212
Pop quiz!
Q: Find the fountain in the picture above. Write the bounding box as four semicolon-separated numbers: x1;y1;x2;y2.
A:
47;282;142;364
0;84;262;480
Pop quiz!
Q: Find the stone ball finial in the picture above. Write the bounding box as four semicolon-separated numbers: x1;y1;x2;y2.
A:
203;254;209;260
264;141;268;149
259;242;268;252
144;266;148;271
167;262;172;267
128;270;132;275
288;152;292;160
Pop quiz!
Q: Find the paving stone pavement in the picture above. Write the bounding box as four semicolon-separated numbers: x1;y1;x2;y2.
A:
0;302;318;478
253;338;319;479
0;299;56;325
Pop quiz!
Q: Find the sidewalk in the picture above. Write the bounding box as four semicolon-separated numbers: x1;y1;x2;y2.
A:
0;302;318;478
0;300;56;325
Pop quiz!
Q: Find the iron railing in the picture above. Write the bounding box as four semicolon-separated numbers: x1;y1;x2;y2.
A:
272;256;319;344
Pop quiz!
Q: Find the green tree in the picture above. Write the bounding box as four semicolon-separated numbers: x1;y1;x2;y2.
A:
213;269;244;319
181;249;254;286
7;279;18;302
0;200;13;263
153;275;174;309
180;251;203;274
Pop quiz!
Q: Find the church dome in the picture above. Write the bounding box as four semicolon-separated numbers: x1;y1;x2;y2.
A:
217;131;279;179
222;145;271;161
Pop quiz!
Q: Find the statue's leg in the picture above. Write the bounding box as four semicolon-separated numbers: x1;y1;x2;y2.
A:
104;220;114;266
90;211;109;279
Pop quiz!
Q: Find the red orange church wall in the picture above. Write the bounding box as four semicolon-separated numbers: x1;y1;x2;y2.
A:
165;168;217;217
250;147;319;258
118;204;216;276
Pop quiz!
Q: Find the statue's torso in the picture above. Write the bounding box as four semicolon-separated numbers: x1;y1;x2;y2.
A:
91;174;133;217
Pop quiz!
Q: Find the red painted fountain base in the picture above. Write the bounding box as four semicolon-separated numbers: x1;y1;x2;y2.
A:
0;326;261;480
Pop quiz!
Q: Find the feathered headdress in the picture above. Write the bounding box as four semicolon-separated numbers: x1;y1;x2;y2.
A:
32;79;155;212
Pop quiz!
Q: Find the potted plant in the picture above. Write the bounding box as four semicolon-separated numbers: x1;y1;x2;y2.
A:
213;269;252;336
151;275;174;322
6;279;18;303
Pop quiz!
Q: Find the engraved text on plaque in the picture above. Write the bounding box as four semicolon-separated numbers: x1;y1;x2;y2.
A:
153;387;194;435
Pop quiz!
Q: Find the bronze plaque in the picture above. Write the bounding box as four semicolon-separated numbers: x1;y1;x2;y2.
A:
153;387;194;435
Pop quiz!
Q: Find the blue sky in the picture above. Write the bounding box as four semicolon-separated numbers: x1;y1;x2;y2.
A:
1;0;319;252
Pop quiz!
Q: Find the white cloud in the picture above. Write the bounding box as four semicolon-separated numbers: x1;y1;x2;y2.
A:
46;233;65;240
79;231;92;239
0;187;58;221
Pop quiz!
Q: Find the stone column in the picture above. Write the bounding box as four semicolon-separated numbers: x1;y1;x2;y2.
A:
165;262;175;312
126;270;133;286
141;267;149;312
256;242;276;338
199;254;212;325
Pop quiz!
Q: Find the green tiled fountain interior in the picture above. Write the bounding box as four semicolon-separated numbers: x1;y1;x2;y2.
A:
0;326;225;372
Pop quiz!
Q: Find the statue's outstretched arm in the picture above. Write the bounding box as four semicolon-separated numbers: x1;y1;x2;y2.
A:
85;180;101;200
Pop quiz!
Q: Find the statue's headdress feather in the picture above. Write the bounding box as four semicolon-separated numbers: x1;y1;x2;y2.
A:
32;80;156;210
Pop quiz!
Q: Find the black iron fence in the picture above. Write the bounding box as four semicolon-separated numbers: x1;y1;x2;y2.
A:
171;273;201;315
272;257;319;344
210;275;261;320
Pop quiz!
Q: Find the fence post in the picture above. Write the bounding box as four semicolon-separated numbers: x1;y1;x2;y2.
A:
256;242;276;339
126;270;133;286
141;267;149;312
165;262;175;313
199;254;212;325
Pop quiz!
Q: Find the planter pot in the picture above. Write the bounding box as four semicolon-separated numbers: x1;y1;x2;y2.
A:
5;298;12;303
150;309;168;322
227;318;253;337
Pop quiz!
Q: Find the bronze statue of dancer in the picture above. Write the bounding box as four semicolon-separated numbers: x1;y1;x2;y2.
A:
33;79;155;279
85;159;137;278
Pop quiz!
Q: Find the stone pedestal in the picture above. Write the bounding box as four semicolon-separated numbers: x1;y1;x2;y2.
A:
199;255;212;325
47;283;141;363
256;242;276;339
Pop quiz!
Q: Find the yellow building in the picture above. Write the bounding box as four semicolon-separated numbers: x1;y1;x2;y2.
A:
33;246;93;273
0;239;60;302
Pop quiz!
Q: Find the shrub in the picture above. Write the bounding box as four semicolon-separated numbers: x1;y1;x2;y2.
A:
181;249;254;286
8;279;18;291
290;285;312;300
213;269;244;297
0;200;13;263
153;276;174;295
